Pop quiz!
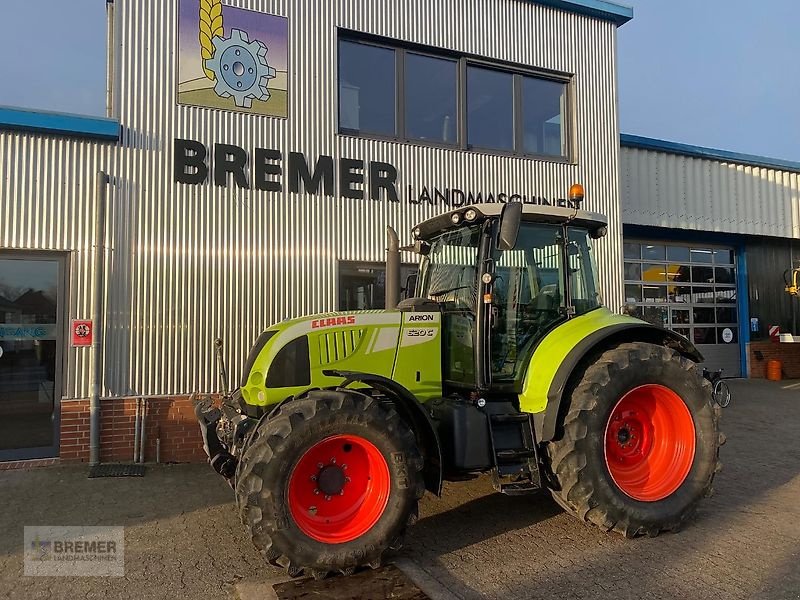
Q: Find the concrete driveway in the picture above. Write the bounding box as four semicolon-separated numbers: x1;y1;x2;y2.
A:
0;379;798;599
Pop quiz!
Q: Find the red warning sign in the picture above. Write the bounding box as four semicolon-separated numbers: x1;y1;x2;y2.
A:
769;325;780;343
71;320;93;347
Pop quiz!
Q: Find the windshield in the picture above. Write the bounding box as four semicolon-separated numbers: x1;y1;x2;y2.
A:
418;224;482;311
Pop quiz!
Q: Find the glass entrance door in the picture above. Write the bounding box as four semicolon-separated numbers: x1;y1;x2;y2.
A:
0;253;64;460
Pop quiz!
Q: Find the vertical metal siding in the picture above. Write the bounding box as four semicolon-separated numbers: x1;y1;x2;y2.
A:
620;146;800;239
0;0;622;399
746;237;800;336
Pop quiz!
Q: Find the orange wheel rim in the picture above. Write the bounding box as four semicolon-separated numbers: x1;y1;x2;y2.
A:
604;384;696;502
288;435;390;543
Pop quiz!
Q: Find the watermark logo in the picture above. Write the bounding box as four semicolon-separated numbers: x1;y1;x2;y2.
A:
24;526;124;577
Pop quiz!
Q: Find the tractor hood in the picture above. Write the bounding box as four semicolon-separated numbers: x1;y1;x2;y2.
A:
238;310;443;412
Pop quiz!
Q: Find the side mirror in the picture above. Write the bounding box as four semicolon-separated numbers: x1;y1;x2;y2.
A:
497;202;523;251
414;240;431;256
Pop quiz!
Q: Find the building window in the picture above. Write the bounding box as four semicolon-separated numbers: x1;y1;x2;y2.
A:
522;75;566;157
338;40;396;136
339;262;417;311
467;66;514;151
623;242;739;346
337;34;572;161
405;53;458;143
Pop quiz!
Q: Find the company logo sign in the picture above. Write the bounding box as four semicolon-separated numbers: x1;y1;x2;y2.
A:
177;0;288;117
311;316;357;329
24;526;125;577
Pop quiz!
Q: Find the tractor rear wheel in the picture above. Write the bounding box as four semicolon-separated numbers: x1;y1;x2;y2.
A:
546;342;722;537
235;389;424;578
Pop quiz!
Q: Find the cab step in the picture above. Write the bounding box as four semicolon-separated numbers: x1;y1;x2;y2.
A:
487;410;542;495
498;478;542;496
495;448;537;461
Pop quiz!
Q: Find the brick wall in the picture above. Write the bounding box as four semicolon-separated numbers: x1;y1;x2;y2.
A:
60;396;207;464
748;341;800;379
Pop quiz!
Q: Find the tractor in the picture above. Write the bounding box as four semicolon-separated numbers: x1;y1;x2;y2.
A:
195;192;722;579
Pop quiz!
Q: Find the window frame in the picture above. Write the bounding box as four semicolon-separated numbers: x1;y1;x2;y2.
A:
337;31;575;163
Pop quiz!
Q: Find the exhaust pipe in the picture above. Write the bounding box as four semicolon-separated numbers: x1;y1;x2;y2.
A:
386;227;400;310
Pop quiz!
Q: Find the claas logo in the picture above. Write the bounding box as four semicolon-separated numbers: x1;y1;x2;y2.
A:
311;316;356;329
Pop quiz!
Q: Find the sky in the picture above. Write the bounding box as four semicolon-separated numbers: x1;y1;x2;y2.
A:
618;0;800;162
1;0;798;161
0;0;107;117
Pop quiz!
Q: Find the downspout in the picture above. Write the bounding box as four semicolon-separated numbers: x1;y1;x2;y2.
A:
105;0;115;118
90;172;110;466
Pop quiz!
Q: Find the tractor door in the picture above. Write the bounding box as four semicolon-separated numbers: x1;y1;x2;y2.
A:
489;223;568;388
417;224;482;389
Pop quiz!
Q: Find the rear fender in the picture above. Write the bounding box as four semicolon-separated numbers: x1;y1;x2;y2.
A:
518;309;703;442
323;369;443;496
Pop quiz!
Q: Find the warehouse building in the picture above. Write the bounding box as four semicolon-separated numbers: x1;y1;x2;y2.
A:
620;135;800;379
0;0;796;465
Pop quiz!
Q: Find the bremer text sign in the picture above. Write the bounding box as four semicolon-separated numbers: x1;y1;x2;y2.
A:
174;139;399;202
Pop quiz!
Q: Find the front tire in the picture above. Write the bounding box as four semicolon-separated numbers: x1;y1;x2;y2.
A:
546;342;722;537
235;389;424;578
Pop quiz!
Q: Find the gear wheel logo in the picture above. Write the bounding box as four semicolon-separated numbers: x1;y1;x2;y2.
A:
205;29;276;108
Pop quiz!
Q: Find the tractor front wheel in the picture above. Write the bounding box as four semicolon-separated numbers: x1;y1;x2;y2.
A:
235;389;424;578
546;342;722;537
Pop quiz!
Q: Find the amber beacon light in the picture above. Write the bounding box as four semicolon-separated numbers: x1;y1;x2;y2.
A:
569;183;585;204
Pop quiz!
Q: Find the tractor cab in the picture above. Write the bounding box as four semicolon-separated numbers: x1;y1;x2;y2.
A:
406;201;609;396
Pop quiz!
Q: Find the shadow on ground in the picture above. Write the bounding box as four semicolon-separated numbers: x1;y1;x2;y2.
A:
400;379;800;600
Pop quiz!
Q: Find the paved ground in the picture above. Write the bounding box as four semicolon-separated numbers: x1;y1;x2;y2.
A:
0;379;798;600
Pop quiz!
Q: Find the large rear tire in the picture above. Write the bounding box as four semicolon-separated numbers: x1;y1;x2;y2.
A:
235;389;424;578
545;342;723;537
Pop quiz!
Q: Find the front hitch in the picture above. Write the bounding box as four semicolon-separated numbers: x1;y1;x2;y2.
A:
193;393;237;480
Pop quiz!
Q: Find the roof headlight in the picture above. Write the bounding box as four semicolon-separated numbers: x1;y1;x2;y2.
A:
413;227;421;238
451;212;462;225
465;208;478;221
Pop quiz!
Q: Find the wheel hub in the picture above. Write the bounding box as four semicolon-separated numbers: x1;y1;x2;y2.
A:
287;434;390;544
616;428;631;445
317;464;347;496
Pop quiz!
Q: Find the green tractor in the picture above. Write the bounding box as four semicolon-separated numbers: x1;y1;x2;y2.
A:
196;197;722;578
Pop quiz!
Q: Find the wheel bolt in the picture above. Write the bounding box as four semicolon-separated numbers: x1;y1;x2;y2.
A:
313;489;320;495
341;464;347;470
339;490;345;496
317;463;324;469
309;506;317;515
345;477;351;483
330;457;336;464
324;495;331;501
310;475;317;481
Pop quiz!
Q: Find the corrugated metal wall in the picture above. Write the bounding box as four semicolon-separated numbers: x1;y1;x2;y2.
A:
0;0;623;399
746;237;800;337
620;146;800;238
0;135;112;400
